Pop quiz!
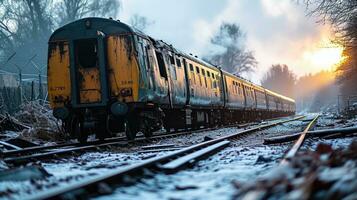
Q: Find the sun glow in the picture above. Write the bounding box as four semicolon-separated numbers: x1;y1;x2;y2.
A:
302;45;345;71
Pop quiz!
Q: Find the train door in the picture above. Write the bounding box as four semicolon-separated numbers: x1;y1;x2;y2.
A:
167;53;178;106
167;54;186;106
154;50;171;105
183;59;190;105
74;38;104;104
220;71;227;107
174;56;186;105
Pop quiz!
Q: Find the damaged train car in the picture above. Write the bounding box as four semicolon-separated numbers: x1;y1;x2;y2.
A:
47;17;295;142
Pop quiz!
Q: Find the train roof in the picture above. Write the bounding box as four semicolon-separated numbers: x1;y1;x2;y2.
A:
152;39;220;72
49;17;138;41
265;89;295;103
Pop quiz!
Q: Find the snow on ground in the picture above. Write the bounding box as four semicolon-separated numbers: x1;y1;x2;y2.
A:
1;114;357;200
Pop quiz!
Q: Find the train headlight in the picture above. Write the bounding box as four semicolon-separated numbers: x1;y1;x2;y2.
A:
110;102;128;116
53;107;70;120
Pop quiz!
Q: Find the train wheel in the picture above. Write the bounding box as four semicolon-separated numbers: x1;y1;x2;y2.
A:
96;117;110;141
95;124;107;141
75;122;88;143
141;119;153;138
143;125;153;138
70;117;87;143
124;120;137;140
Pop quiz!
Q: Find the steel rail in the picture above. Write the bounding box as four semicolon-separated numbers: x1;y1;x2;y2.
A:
241;115;319;200
0;136;127;157
26;115;304;200
280;115;320;165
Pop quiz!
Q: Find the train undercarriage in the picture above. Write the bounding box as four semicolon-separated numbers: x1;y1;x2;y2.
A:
62;104;293;143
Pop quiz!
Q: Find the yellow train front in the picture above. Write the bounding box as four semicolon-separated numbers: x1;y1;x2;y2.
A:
48;18;167;142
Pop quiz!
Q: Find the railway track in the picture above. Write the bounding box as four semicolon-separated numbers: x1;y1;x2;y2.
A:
280;115;320;165
240;114;320;200
25;115;304;200
2;116;301;164
1;127;231;163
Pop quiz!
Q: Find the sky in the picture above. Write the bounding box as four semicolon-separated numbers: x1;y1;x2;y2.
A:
117;0;343;84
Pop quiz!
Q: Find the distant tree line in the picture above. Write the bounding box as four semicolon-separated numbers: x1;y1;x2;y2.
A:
261;64;337;112
261;64;296;98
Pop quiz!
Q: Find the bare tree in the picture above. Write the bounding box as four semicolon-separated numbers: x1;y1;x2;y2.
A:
0;0;53;70
302;0;357;43
56;0;120;26
206;22;257;75
0;0;121;73
129;14;154;32
261;64;296;98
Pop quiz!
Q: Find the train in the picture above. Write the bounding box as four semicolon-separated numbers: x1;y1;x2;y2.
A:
47;17;295;142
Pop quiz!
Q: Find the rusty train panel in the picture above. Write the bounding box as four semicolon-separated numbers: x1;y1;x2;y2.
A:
48;41;71;107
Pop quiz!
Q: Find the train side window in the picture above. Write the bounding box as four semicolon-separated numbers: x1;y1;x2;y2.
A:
189;64;194;71
176;58;181;67
235;82;238;94
169;55;175;65
155;51;168;79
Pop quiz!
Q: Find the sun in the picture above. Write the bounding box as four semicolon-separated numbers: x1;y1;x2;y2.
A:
303;45;345;71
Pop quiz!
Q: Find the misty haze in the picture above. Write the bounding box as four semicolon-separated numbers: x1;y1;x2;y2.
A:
0;0;356;199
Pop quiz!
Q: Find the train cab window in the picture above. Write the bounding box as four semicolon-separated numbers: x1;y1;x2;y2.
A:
169;55;175;65
189;64;194;71
176;58;181;67
155;51;168;79
75;39;98;68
